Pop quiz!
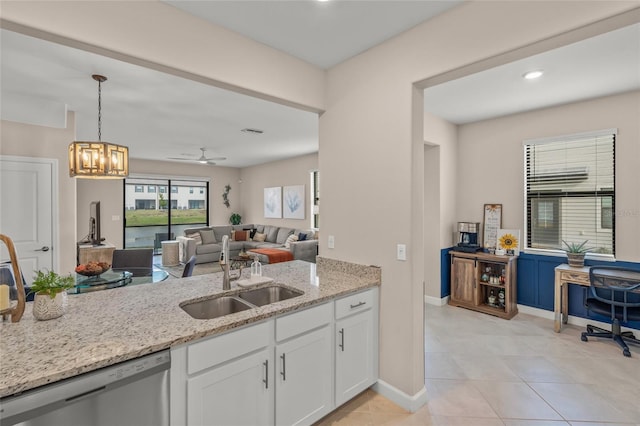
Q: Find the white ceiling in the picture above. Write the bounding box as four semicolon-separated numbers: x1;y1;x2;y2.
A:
1;2;638;168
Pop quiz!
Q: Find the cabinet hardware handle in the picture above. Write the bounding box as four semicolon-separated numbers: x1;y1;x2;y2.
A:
350;301;366;309
339;328;344;351
263;360;269;389
280;353;286;381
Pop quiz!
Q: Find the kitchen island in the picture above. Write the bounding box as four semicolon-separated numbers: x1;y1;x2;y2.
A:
0;258;380;399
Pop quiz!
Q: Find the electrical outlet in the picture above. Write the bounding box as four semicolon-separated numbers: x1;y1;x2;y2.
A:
328;235;335;249
112;215;120;221
397;244;406;261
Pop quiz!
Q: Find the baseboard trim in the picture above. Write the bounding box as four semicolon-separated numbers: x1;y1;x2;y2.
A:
517;304;638;334
425;295;449;306
372;380;427;413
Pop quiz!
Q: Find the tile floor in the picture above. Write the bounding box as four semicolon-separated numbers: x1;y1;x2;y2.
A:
315;304;640;426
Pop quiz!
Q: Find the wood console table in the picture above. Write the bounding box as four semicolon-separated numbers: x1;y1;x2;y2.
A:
554;264;589;332
77;242;116;266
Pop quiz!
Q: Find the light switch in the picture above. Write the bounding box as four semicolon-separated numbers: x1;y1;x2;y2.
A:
397;244;407;261
328;235;335;249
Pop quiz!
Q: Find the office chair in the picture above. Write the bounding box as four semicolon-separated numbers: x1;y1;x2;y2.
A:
111;248;154;277
582;266;640;357
182;255;197;278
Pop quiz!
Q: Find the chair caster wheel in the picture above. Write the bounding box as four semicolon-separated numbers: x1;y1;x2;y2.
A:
623;349;631;357
581;334;588;342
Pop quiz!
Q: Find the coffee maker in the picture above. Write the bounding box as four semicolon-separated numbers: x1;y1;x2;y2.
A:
453;222;481;253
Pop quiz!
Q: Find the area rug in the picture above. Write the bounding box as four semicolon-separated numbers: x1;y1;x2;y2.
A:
155;262;222;279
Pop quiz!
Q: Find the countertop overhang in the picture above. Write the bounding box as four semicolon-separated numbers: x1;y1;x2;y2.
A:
0;259;380;398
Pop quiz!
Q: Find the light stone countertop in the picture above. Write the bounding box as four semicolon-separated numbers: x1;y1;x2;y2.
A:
0;258;380;398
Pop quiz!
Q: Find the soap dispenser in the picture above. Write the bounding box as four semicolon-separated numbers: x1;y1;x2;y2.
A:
251;256;262;278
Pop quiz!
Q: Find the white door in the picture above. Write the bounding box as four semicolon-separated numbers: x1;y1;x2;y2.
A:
0;157;55;284
276;326;333;426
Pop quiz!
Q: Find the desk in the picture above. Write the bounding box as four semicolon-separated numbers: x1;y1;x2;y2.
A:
554;264;589;332
70;268;169;294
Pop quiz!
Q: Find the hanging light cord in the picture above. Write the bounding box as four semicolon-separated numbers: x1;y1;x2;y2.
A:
97;78;102;142
92;74;107;142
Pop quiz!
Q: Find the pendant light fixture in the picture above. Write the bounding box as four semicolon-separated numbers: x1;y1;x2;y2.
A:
69;74;129;178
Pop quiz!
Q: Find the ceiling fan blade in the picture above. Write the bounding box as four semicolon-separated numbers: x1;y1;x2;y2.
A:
205;157;227;161
167;157;196;161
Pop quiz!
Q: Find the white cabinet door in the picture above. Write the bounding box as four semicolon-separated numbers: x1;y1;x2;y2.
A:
335;310;374;406
187;348;274;426
275;326;333;426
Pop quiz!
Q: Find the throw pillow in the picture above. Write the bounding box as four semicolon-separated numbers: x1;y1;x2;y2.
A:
253;232;266;242
298;233;308;241
249;228;258;239
199;229;216;245
284;234;298;249
234;230;248;241
186;232;202;245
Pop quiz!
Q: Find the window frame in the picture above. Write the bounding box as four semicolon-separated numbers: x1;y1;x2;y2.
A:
522;129;616;260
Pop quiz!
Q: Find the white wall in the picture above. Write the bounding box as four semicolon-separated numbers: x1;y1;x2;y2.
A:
240;153;318;230
456;90;640;262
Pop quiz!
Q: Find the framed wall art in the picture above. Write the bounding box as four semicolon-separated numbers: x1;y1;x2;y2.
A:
497;228;520;255
483;204;502;249
263;187;282;218
283;185;305;219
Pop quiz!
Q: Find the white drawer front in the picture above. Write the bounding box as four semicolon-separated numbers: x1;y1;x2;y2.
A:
188;320;272;375
276;302;333;342
335;289;374;319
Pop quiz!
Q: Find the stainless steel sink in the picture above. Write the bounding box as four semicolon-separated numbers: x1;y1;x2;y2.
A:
180;296;253;320
238;285;304;307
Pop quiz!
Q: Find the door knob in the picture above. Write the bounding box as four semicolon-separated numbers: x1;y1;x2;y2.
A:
35;246;50;252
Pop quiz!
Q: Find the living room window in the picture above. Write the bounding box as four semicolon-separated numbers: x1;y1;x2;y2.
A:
310;170;319;229
124;178;209;252
524;129;615;255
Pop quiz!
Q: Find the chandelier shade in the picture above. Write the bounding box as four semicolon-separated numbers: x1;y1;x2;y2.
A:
68;141;129;178
69;74;129;178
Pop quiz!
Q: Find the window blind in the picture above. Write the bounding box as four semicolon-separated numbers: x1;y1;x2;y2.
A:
524;130;615;255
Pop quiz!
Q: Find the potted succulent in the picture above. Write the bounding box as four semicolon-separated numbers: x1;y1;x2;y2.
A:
29;270;75;320
562;240;592;268
229;213;242;225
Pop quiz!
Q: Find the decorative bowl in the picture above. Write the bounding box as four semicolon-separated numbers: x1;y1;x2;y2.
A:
75;262;111;277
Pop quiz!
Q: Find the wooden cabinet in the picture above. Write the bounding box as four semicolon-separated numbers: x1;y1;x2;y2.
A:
275;326;333;425
275;302;333;426
334;289;377;407
187;348;273;426
449;252;518;319
171;289;379;426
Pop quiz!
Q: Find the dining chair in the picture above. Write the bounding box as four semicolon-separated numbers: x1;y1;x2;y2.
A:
111;248;154;277
182;255;197;278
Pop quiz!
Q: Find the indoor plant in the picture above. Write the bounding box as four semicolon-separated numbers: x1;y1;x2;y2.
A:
229;213;242;225
30;270;75;320
562;240;592;268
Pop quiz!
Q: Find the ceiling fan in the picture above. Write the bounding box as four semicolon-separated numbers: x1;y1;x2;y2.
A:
168;148;226;165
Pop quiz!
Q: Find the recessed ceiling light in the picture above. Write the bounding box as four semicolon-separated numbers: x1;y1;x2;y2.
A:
523;70;544;80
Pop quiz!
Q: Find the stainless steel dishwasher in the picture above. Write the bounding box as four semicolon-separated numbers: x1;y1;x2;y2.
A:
0;350;170;426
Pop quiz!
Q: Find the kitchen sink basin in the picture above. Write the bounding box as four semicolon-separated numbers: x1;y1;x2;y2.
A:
237;285;304;307
180;296;253;320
